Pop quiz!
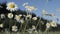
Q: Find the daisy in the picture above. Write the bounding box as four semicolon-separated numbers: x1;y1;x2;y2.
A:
26;28;33;34
0;14;5;19
50;21;57;27
6;2;18;12
32;17;37;20
14;15;21;22
42;9;48;15
45;23;51;31
46;23;50;28
32;25;36;30
0;23;3;28
19;14;22;16
25;6;32;11
12;25;18;32
25;6;37;12
26;14;32;19
23;2;37;12
8;13;13;19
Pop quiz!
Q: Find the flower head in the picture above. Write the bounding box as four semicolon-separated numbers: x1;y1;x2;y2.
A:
32;17;37;20
12;25;18;32
6;2;18;12
23;2;37;12
0;23;3;28
0;14;5;19
25;6;37;11
50;21;57;27
26;14;32;18
26;28;33;34
32;25;36;30
19;14;22;17
8;13;13;19
42;9;48;15
46;23;50;28
15;15;21;22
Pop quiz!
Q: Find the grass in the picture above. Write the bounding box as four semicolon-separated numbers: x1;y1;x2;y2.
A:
0;30;60;34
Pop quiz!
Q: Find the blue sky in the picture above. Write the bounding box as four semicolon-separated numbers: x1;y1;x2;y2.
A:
0;0;60;24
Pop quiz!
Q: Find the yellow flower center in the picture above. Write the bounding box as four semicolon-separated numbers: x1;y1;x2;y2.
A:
9;13;13;16
52;23;56;25
9;3;15;8
17;16;21;20
27;6;31;9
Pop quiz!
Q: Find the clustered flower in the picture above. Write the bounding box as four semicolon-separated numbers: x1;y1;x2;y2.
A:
0;2;58;33
23;2;37;12
42;9;56;17
46;21;57;31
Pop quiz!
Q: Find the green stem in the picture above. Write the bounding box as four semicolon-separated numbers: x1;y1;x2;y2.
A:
19;23;22;32
35;18;41;30
24;20;28;32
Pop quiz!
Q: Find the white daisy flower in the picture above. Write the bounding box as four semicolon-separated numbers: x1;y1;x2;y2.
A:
12;25;18;32
19;14;22;17
8;13;13;19
25;6;37;11
0;24;3;28
25;6;32;11
32;17;37;20
50;21;57;27
26;28;33;34
32;25;36;30
6;2;18;12
0;14;5;19
42;9;56;17
42;9;48;15
15;15;21;22
46;23;50;28
45;23;51;31
26;14;32;18
23;2;37;12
